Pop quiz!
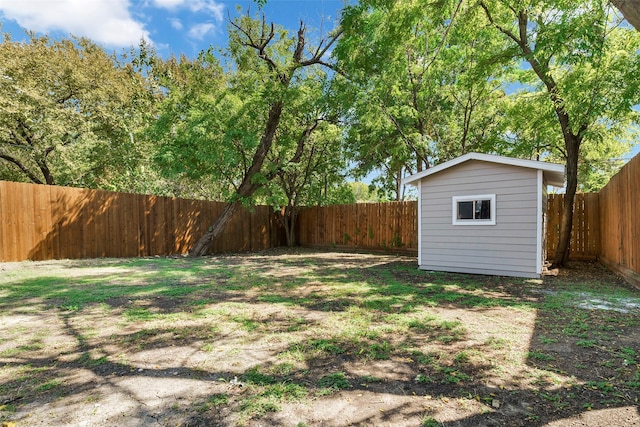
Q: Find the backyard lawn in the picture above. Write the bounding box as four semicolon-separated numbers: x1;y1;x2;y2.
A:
0;248;639;426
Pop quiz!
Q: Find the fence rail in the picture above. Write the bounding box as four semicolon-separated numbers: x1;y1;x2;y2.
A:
0;181;285;262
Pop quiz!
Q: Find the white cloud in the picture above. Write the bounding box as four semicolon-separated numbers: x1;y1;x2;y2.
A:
187;22;214;40
151;0;223;20
168;17;182;30
0;0;151;47
151;0;183;8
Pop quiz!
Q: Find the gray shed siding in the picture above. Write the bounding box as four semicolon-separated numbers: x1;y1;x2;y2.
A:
419;160;540;278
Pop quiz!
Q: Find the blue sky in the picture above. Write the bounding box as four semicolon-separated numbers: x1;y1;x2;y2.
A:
0;0;637;164
0;0;346;57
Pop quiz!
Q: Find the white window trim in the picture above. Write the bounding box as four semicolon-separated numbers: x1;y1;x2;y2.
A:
452;194;496;226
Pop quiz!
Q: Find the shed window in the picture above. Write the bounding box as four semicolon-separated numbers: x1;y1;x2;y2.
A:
452;194;496;225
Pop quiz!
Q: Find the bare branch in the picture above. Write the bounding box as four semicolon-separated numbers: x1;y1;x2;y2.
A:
293;20;306;64
298;27;343;67
228;12;279;73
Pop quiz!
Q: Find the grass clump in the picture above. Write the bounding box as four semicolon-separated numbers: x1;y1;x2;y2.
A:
238;382;308;421
422;416;442;427
318;372;350;391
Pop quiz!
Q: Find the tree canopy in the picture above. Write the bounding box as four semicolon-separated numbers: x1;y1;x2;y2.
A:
0;33;151;188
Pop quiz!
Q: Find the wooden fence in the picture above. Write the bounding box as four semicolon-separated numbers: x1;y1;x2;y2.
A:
598;154;640;286
546;193;600;261
2;158;637;280
296;195;600;261
296;202;418;254
0;181;285;262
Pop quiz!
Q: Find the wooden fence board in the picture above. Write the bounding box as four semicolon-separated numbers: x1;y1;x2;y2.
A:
0;181;286;261
627;161;640;273
296;201;419;254
1;183;13;259
597;153;640;288
545;193;599;261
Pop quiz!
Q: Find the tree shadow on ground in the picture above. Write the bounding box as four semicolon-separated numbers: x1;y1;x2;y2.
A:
0;251;638;426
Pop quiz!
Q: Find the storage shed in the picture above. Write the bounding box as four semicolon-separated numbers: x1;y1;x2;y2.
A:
401;153;565;278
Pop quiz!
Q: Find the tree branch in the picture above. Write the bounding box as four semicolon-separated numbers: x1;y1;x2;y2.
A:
298;27;343;67
479;1;523;46
293;20;306;63
265;118;321;182
0;152;43;184
229;12;278;73
378;101;429;169
35;157;55;185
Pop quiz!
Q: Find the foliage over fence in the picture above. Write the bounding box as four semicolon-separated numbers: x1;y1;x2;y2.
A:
0;181;285;262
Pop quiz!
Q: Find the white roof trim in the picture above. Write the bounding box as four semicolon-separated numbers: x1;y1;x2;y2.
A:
401;152;565;188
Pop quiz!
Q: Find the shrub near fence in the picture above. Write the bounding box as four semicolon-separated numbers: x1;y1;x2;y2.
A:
0;181;285;262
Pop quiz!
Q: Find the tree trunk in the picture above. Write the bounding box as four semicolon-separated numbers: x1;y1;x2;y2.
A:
277;204;298;247
280;206;293;247
611;0;640;31
189;201;241;256
289;207;297;247
552;136;580;267
188;100;284;256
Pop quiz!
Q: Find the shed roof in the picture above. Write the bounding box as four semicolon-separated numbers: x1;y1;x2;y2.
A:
401;152;565;188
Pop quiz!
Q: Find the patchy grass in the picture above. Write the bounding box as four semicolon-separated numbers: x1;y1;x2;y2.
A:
0;251;638;426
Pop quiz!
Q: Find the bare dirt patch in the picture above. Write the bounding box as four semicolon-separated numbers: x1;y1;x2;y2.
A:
0;249;639;426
